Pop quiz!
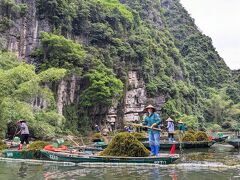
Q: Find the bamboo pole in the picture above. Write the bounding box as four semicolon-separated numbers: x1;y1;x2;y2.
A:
126;123;162;132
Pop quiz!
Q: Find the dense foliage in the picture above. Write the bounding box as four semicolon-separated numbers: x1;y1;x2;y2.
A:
0;0;27;32
0;52;66;138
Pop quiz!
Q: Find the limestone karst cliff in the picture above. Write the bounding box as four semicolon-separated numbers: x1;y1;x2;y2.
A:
0;0;239;136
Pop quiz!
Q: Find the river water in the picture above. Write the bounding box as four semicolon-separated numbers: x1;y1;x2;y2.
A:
1;145;240;180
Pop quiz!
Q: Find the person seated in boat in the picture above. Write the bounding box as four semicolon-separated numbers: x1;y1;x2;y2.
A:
95;124;100;133
16;119;29;150
124;126;131;132
166;117;175;142
178;120;185;141
142;104;161;156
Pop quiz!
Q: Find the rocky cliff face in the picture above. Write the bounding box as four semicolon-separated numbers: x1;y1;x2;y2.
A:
3;0;50;62
2;0;165;125
123;71;165;123
2;0;234;130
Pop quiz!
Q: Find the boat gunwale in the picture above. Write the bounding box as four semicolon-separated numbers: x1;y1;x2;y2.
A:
40;150;179;159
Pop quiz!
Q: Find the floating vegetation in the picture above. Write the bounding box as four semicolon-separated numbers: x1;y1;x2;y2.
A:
187;130;195;135
92;133;102;139
99;132;150;157
182;133;196;142
194;131;209;141
28;141;49;151
131;132;147;140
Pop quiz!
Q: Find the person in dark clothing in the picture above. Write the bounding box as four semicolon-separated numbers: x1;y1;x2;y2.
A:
178;120;186;141
95;124;100;132
17;120;29;150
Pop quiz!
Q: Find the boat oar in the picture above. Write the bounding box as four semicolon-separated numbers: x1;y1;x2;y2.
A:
67;135;81;147
127;123;162;131
67;135;87;151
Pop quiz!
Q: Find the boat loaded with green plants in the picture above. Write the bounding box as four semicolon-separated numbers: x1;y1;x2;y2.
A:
1;133;179;165
2;148;179;165
92;131;215;150
142;141;215;150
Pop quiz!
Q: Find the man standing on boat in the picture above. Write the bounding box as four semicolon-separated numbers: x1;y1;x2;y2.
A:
142;104;161;156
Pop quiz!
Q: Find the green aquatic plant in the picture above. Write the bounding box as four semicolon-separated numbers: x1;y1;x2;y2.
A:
99;132;150;157
182;132;196;142
131;132;147;140
194;131;209;141
187;130;195;135
28;141;49;151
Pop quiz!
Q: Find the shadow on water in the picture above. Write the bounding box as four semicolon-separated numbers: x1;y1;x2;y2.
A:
1;145;240;179
18;162;28;178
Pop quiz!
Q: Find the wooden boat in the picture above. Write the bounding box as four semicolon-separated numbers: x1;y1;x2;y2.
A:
2;149;41;159
181;141;215;148
2;149;179;165
212;135;228;142
40;150;179;164
142;141;180;150
142;141;215;150
226;138;240;148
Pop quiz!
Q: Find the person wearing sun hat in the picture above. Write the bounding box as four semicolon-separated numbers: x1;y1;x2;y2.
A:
166;117;175;142
178;120;186;141
142;104;161;156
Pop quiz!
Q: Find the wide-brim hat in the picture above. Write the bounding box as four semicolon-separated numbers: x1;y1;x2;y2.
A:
17;119;26;123
145;104;156;111
166;117;174;122
178;120;183;123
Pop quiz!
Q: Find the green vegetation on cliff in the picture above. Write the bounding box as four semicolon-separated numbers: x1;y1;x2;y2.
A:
0;52;66;138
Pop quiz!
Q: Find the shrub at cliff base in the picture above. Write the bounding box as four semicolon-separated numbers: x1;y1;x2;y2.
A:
182;133;196;142
99;132;150;157
194;131;209;141
28;141;49;151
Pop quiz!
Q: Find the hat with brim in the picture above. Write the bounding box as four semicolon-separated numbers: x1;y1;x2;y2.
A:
145;104;156;112
178;120;183;123
166;117;174;122
17;120;26;123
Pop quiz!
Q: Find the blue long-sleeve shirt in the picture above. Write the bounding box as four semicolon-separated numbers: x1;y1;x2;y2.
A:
143;113;161;133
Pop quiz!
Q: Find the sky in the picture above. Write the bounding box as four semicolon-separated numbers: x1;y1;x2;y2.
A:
180;0;240;70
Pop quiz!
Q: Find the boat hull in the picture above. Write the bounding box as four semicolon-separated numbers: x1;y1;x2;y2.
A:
2;150;41;159
40;150;179;165
227;139;240;148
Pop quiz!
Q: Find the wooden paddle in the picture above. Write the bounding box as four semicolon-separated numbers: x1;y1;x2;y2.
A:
67;135;83;148
127;123;162;131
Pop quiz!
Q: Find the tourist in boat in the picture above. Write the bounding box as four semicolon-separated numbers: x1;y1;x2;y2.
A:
166;117;175;142
142;104;161;156
178;120;185;141
124;126;131;132
95;124;100;132
16;119;30;150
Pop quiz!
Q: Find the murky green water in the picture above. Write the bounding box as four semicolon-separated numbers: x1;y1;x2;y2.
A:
1;145;240;180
